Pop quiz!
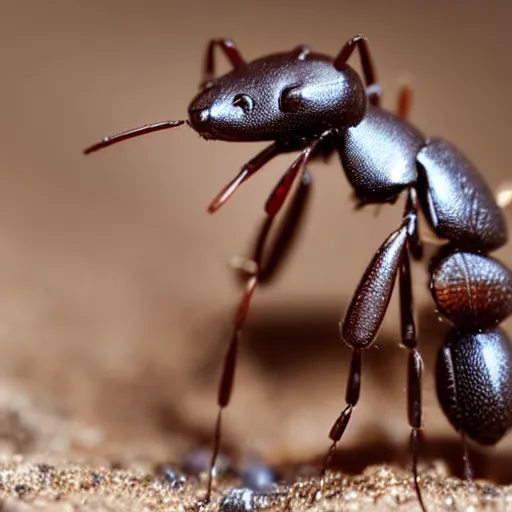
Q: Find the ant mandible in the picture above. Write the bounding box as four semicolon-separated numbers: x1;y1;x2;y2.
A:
84;35;512;511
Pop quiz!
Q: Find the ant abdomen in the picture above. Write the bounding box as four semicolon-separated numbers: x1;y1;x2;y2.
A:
436;327;512;445
432;250;512;445
430;251;512;329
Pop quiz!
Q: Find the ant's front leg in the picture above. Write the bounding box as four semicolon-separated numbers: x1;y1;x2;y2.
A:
201;38;245;88
207;137;319;214
207;141;291;213
205;167;313;502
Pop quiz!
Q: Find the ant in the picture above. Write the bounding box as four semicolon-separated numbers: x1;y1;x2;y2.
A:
84;35;512;511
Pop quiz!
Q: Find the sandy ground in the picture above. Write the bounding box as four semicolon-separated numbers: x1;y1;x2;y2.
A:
0;383;507;511
1;1;512;511
0;458;510;511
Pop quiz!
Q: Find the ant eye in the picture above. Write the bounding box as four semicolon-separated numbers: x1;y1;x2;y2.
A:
233;94;254;114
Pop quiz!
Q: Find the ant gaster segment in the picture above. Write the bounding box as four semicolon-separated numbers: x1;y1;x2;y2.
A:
84;35;512;511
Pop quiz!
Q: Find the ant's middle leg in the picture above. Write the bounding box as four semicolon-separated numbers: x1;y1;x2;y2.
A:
322;214;412;476
205;166;313;501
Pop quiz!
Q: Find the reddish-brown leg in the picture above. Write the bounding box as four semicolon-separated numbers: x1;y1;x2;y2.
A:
201;38;245;88
207;141;289;213
399;232;426;512
264;137;324;217
207;138;315;214
205;170;313;501
334;35;381;107
396;82;413;120
320;348;362;480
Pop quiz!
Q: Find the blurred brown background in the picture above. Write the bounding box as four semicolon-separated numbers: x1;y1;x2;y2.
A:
0;0;511;482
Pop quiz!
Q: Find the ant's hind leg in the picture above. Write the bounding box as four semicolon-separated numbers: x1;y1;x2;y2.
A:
205;169;313;502
399;240;426;512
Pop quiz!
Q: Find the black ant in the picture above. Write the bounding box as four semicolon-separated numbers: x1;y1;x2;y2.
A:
84;35;512;511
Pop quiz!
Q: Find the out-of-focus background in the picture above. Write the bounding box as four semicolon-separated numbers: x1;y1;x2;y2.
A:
0;0;511;481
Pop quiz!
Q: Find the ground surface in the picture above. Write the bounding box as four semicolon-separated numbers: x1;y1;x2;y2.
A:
0;384;507;512
0;459;511;511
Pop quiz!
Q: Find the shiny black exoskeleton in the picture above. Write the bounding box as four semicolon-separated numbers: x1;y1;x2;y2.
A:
84;36;512;510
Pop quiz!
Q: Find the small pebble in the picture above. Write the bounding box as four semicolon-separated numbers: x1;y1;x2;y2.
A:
37;463;53;474
14;484;28;495
159;464;186;489
37;463;54;486
182;449;233;478
92;472;104;486
241;459;276;492
219;487;255;512
482;486;500;498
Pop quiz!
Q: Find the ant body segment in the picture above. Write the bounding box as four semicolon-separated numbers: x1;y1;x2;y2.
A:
84;35;512;511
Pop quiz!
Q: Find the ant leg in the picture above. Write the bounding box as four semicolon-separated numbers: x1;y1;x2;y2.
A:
207;142;283;213
208;140;299;213
322;217;411;476
206;275;256;502
396;82;413;121
399;238;426;512
321;348;362;478
234;137;327;282
404;188;423;260
399;190;426;511
264;136;325;217
206;171;312;501
333;35;381;107
342;218;410;347
461;434;474;484
249;171;312;285
201;38;245;88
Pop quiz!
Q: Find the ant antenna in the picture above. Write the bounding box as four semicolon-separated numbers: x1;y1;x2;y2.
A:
83;120;186;154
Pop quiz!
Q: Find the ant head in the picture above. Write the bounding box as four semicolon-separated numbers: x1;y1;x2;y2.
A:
188;51;367;142
83;50;367;155
187;63;284;142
